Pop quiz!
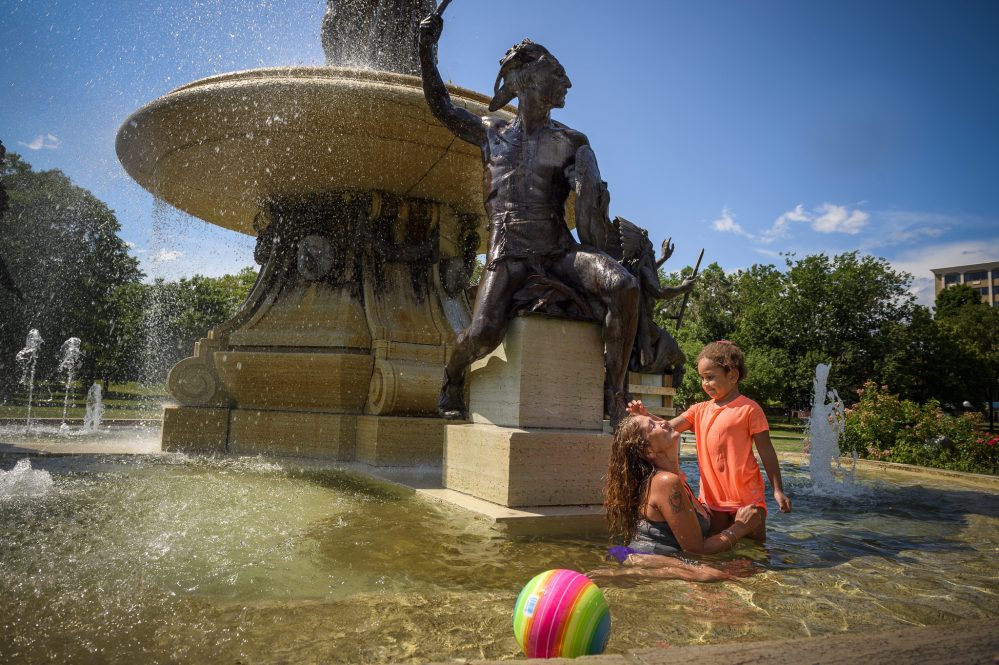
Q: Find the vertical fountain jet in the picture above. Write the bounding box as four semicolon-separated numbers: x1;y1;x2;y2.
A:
57;337;83;433
15;329;43;433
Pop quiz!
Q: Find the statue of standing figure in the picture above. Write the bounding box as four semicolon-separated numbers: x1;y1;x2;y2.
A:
418;10;642;422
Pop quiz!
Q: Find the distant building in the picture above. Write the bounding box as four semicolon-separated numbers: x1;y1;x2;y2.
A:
931;260;999;307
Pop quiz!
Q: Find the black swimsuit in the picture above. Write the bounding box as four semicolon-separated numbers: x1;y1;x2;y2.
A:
628;473;712;556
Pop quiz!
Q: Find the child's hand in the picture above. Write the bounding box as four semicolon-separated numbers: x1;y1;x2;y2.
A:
774;489;792;513
626;400;649;417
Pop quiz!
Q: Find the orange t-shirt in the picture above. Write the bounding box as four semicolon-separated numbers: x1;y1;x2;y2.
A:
680;395;768;512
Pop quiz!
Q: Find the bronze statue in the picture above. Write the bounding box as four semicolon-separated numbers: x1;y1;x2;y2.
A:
419;11;640;421
616;219;693;380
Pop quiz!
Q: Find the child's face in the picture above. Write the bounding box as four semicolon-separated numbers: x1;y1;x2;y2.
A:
697;358;739;402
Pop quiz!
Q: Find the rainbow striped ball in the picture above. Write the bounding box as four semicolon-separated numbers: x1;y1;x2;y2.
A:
513;569;611;659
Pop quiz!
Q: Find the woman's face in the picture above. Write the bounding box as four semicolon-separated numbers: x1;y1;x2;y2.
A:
636;415;679;464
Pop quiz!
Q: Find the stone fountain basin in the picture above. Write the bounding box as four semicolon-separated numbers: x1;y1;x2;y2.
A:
116;66;509;237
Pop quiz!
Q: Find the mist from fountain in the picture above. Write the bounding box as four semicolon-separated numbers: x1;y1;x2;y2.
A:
14;329;43;433
57;337;83;433
807;363;859;494
82;383;105;433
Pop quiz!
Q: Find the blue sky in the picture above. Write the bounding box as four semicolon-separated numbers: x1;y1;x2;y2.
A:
2;0;998;306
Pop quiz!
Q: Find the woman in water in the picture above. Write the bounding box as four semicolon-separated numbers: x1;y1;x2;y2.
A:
594;413;763;582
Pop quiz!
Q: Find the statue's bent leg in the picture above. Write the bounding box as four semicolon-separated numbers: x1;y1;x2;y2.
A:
439;260;524;419
555;249;640;422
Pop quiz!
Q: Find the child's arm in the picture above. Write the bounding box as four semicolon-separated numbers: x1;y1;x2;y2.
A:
626;400;691;433
753;432;791;513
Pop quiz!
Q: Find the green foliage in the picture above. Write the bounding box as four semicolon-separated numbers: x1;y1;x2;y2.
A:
843;381;996;474
660;262;736;407
934;283;983;318
933;286;999;428
662;251;917;414
0;152;142;394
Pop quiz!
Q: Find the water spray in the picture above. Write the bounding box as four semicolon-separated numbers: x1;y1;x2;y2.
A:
57;337;83;433
14;329;43;433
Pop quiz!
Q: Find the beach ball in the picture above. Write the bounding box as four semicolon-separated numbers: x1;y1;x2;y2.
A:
513;569;611;659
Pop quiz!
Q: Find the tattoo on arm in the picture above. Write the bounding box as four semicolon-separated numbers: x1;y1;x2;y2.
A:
668;488;683;514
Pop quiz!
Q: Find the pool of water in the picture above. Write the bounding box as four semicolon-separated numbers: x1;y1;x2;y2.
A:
1;453;996;663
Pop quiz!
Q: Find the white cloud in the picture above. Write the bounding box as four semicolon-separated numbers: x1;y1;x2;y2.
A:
760;202;868;242
19;133;62;150
154;249;183;262
812;203;869;234
711;207;753;238
888;238;999;307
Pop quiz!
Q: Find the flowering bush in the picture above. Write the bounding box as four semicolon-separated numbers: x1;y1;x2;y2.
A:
843;381;997;475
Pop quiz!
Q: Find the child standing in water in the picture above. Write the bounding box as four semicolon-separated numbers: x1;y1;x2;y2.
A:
628;340;791;540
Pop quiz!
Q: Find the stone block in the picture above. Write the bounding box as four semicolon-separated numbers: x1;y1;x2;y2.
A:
355;415;447;466
161;405;230;453
227;409;356;459
469;317;604;430
444;423;611;507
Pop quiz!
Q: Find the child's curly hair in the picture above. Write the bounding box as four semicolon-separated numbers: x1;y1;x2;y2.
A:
697;340;747;381
604;415;655;543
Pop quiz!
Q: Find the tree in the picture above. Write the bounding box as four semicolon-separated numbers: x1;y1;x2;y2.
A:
731;252;916;410
0;152;143;396
934;287;999;430
935;284;983;318
659;262;738;407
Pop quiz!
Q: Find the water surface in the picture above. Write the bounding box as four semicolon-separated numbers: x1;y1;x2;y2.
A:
0;453;995;663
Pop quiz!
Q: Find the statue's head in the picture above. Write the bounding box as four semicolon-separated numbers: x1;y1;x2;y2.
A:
489;39;571;112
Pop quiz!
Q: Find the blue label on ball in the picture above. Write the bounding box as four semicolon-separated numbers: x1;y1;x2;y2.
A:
524;594;538;617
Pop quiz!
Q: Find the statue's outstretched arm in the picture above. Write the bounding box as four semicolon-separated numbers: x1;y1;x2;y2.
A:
418;13;486;146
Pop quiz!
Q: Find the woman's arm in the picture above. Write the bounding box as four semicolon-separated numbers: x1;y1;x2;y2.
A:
652;475;759;555
753;431;791;513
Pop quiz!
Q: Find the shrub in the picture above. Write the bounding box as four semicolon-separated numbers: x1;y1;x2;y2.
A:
843;381;996;475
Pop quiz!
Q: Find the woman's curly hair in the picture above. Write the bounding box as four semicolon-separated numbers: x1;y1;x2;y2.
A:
604;415;656;543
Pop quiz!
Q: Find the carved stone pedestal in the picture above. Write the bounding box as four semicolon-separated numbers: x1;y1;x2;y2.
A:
444;317;612;509
160;189;481;466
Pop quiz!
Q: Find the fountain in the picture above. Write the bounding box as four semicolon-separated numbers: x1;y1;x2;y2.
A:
116;0;513;467
807;363;857;493
82;383;105;433
56;337;82;433
14;329;43;433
